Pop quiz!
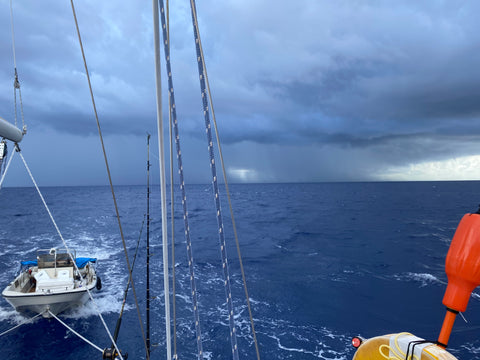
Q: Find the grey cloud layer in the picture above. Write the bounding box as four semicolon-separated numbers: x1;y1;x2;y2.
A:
1;0;479;184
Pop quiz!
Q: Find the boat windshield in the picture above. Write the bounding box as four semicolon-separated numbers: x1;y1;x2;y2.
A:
37;249;75;269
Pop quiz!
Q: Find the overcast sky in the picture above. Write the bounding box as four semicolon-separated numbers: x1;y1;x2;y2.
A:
1;0;480;186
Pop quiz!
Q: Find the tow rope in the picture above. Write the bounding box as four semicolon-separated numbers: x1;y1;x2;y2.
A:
48;310;104;353
0;313;43;338
15;146;123;358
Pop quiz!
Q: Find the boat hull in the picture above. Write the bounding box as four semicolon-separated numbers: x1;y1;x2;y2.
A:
2;251;99;318
2;280;96;318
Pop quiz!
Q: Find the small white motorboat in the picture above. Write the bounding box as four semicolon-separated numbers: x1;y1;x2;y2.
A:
2;248;100;318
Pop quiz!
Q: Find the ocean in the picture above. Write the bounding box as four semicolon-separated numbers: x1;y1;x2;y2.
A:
0;182;480;359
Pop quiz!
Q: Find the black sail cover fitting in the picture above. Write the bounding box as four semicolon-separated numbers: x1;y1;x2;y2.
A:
0;140;7;176
102;348;128;360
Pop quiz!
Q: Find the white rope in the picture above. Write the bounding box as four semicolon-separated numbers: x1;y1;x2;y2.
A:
0;312;43;338
48;310;103;353
17;150;123;360
0;146;16;190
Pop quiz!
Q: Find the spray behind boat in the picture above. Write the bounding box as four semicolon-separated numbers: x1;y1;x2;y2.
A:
351;206;480;359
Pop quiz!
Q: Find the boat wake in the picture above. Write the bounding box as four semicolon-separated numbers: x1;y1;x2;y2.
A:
0;306;34;325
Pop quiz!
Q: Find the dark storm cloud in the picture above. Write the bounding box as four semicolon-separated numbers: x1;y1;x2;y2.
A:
1;0;480;184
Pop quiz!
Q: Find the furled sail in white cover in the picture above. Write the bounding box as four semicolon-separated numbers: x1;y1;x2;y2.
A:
0;116;23;143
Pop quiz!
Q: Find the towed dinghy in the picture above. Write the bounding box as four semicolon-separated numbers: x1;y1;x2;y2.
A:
2;248;99;318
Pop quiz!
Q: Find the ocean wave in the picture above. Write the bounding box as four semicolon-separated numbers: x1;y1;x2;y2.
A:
259;324;351;360
63;289;132;320
267;333;348;359
470;292;480;301
0;306;36;325
393;272;445;287
458;341;480;356
3;183;480;359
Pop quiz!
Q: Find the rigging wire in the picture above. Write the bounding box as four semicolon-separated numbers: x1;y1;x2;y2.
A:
188;1;243;358
68;1;149;359
189;1;261;358
9;0;17;71
170;98;178;360
165;1;179;358
112;215;146;345
9;0;26;133
157;1;204;358
146;134;152;358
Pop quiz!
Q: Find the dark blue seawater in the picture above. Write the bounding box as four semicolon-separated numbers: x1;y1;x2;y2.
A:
1;182;480;359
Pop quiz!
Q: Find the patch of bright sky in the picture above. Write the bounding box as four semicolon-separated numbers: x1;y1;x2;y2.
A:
378;155;480;181
227;168;259;183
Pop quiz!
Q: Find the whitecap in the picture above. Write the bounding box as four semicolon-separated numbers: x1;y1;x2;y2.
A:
393;272;445;287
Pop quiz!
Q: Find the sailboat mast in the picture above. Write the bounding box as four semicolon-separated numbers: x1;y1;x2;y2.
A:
152;0;172;359
146;133;151;358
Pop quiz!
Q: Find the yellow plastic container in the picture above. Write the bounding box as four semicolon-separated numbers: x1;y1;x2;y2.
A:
352;333;458;360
